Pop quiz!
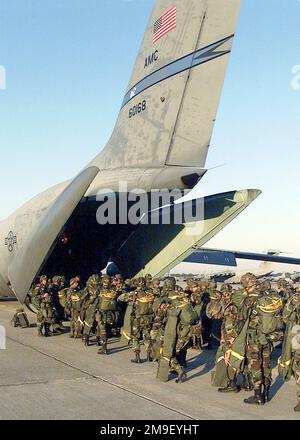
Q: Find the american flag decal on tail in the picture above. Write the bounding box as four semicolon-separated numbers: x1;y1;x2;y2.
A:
153;6;177;44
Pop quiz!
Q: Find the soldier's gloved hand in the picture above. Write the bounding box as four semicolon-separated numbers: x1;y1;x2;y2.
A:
226;336;235;346
224;350;231;366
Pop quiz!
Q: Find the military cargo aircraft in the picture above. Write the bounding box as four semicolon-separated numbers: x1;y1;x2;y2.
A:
1;0;299;306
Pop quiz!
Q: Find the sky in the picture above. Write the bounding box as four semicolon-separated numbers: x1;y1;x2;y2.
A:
0;0;300;273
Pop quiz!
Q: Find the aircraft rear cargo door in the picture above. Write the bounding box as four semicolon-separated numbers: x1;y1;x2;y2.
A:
113;189;260;278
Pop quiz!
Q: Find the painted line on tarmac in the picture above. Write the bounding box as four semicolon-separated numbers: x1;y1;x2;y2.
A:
6;335;196;420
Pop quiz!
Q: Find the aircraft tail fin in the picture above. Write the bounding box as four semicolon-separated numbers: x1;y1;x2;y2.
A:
93;0;240;171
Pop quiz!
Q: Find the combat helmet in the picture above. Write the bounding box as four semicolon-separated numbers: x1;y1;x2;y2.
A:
260;279;272;292
277;278;288;290
199;279;210;291
240;272;256;289
163;277;176;290
52;276;62;284
137;277;146;288
152;278;160;286
220;283;232;295
209;280;217;290
39;275;48;284
87;274;101;287
70;277;79;287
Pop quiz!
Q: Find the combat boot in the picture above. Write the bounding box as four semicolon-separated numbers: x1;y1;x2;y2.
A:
241;373;254;392
179;350;188;368
69;331;74;338
205;342;212;350
218;380;240;393
83;335;89;347
50;329;62;335
98;344;108;355
294;400;300;412
96;336;101;347
192;339;201;350
244;387;265;405
146;352;153;362
44;324;51;337
175;369;187;384
263;384;271;403
131;352;142;364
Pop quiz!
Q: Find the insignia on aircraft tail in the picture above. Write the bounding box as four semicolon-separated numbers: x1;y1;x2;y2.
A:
5;231;17;252
153;6;177;44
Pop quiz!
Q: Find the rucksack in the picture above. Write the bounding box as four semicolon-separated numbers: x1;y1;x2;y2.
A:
257;294;283;335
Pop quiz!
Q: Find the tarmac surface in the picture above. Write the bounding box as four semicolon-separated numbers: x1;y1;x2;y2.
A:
0;300;299;420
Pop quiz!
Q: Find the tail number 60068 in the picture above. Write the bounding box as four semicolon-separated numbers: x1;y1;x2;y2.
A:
129;100;146;118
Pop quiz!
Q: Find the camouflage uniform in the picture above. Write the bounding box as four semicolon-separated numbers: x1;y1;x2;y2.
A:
208;285;246;393
95;275;119;354
82;275;101;346
118;278;154;363
242;277;283;405
145;273;153;289
190;280;211;349
67;278;84;338
110;274;125;336
157;281;197;383
40;291;59;336
277;279;294;306
58;278;72;320
147;278;168;361
280;289;300;411
196;279;214;349
149;300;169;362
31;276;48;336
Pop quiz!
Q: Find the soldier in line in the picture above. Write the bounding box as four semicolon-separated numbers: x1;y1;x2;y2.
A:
157;277;197;383
279;285;300;411
119;277;154;363
48;276;66;332
31;275;49;337
208;283;249;393
189;281;207;350
234;275;284;405
58;278;72;320
40;291;61;336
276;278;294;305
21;270;300;412
67;278;84;339
82;275;101;346
96;275;119;354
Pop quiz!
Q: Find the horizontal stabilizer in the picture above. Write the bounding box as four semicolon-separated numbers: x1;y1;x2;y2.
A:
184;249;237;266
188;248;300;266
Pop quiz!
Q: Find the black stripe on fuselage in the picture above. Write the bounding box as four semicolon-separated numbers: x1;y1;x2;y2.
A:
121;34;234;109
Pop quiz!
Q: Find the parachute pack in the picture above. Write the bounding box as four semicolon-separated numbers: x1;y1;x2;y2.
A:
256;294;283;335
11;309;30;328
